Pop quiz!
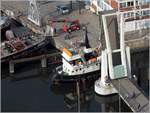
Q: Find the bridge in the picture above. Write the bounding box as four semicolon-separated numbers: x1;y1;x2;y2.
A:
1;1;149;112
112;78;149;112
95;12;149;112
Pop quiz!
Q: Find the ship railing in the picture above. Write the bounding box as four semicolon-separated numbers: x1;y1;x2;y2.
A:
72;61;100;70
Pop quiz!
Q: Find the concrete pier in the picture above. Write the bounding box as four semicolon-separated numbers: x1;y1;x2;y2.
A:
7;52;60;74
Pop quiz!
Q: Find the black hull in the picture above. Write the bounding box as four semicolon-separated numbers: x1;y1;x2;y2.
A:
52;70;100;83
1;37;50;63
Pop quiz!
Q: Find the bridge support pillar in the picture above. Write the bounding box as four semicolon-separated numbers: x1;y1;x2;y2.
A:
94;50;117;95
9;60;14;74
126;46;131;78
41;56;47;68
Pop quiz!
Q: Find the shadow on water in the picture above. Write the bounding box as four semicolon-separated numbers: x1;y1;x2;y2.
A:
1;49;149;112
1;59;132;112
1;12;149;111
1;30;149;112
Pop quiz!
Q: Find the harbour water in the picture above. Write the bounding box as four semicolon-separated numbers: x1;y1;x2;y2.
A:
1;46;149;112
1;17;149;112
1;58;130;112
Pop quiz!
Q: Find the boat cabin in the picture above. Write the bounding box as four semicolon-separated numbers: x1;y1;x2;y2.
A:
61;47;100;75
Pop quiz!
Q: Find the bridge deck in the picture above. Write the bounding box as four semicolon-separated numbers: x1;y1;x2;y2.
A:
111;78;149;112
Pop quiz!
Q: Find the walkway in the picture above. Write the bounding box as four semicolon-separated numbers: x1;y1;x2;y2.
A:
112;78;149;112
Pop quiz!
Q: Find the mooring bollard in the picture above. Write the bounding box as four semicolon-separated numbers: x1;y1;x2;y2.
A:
9;60;14;74
41;55;47;68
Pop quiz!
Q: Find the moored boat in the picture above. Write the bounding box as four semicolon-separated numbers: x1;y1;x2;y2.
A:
54;47;101;81
0;27;50;62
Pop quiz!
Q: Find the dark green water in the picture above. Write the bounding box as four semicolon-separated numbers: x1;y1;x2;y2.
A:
1;47;149;112
1;9;149;112
1;49;133;112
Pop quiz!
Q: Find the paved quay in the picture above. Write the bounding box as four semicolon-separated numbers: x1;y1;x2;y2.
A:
1;1;100;49
1;1;149;50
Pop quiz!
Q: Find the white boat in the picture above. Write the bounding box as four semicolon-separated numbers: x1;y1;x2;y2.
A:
55;47;101;78
53;26;101;82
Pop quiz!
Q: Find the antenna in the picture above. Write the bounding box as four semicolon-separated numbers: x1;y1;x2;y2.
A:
28;0;41;26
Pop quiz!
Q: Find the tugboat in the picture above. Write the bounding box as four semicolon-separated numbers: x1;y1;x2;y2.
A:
0;27;50;62
54;27;101;82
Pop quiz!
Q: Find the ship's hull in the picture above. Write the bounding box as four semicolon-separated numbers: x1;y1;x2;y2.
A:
52;66;100;83
1;37;50;63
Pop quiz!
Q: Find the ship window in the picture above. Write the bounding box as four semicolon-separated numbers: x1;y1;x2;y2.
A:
96;63;98;66
84;51;98;61
76;69;78;72
72;71;74;73
80;68;82;70
69;59;83;66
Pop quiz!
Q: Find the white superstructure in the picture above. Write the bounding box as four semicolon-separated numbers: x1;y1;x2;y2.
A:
59;47;101;76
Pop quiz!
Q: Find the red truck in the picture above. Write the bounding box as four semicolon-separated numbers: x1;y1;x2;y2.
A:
63;19;80;33
50;19;80;33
